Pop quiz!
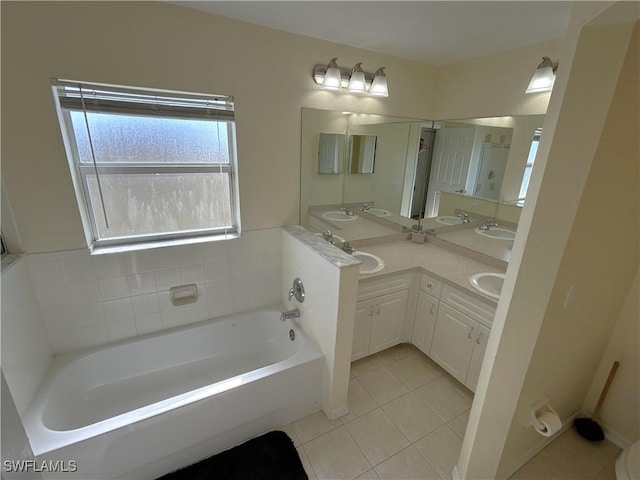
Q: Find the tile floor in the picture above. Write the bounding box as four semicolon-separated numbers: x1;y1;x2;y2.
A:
281;343;621;480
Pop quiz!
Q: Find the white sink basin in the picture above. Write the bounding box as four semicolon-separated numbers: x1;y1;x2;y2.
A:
469;272;506;300
322;211;358;222
436;216;463;225
475;227;516;240
353;251;385;274
366;208;391;217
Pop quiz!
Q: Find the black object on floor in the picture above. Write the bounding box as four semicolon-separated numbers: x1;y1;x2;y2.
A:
157;430;308;480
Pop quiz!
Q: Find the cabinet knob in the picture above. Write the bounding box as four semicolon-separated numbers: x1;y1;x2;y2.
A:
426;282;433;289
376;304;381;315
468;327;475;339
477;332;483;344
368;305;374;317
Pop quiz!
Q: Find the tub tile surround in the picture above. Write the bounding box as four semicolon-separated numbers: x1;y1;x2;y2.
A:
26;229;282;353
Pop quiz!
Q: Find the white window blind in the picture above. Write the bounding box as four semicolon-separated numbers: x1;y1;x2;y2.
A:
52;80;241;253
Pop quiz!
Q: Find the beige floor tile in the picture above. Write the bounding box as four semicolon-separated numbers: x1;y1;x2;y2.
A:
594;462;616;480
292;409;342;443
382;392;444;442
345;408;411;466
448;410;470;439
341;378;379;423
415;378;472;422
297;446;318;480
374;343;416;364
548;428;621;467
537;433;604;479
509;455;558;480
280;422;301;447
351;355;384;377
355;469;381;479
303;426;371;480
358;366;410;406
374;445;442;480
415;353;447;377
414;425;462;480
387;355;441;389
441;373;474;401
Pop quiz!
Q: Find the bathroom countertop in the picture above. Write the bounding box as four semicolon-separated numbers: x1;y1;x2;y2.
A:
436;227;513;264
356;239;506;304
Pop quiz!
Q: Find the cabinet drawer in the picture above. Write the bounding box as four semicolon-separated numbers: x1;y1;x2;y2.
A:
358;273;412;301
419;271;443;297
441;284;496;328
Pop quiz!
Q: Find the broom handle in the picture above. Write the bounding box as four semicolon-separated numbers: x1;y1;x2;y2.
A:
593;361;619;421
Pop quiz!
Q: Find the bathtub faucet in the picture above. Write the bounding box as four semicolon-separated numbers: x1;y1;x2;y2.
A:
281;308;301;321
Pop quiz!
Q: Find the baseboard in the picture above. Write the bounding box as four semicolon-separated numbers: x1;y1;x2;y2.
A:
599;419;633;449
324;404;349;421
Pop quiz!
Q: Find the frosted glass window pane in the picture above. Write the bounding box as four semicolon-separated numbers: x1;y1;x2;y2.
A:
86;173;232;239
70;112;230;164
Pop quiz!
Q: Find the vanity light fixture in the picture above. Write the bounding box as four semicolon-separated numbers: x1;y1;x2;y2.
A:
313;58;389;97
526;56;558;93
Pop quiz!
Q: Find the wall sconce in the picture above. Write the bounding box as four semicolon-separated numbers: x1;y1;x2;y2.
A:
313;58;389;97
526;57;558;93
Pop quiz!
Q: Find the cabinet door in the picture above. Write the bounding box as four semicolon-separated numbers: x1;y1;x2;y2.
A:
411;290;439;356
369;290;409;355
465;323;491;392
351;300;373;361
430;303;476;384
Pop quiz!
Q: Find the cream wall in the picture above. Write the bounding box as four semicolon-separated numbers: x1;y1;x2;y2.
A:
0;1;437;254
583;270;639;445
458;6;638;477
435;37;561;120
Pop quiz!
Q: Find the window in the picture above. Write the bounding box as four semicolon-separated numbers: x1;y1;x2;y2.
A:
517;128;542;204
52;80;240;253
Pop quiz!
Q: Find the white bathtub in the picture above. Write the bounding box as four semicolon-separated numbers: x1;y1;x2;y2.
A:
23;306;324;479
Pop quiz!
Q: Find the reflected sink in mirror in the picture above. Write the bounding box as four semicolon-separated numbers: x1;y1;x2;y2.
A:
436;216;463;225
475;227;516;240
366;208;391;217
352;251;385;274
469;272;506;300
322;211;359;222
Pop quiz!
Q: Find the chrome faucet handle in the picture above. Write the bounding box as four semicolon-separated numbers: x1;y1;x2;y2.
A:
322;230;334;243
362;203;374;211
341;206;354;216
342;242;355;254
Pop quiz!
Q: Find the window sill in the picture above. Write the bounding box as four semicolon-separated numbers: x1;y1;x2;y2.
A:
89;232;241;255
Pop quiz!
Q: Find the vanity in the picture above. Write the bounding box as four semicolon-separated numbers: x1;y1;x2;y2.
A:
300;107;540;394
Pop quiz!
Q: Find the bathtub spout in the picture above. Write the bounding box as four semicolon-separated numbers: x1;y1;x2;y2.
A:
281;308;301;321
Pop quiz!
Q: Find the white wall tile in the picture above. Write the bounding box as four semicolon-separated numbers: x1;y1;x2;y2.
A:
103;298;134;323
180;265;205;285
68;304;106;330
107;319;137;341
228;276;251;313
155;268;182;291
206;281;230;318
77;324;109;348
201;241;228;264
204;261;230;283
135;313;163;335
98;276;131;301
172;244;202;267
131;293;161;316
28;261;63;289
41;309;74;334
126;273;157;296
47;331;79;353
92;254;125;279
160;309;185;329
35;285;70;311
66;281;101;306
59;257;95;284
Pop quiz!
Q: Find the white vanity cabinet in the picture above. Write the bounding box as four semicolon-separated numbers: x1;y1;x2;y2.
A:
351;273;411;361
411;272;443;356
430;284;495;391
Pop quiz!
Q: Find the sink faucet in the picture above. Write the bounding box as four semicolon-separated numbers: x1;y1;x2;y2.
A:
322;230;334;244
362;203;374;212
479;219;499;230
340;206;355;216
457;212;470;223
342;241;355;254
281;307;301;321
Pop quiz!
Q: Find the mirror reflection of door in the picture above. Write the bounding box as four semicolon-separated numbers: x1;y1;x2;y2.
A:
425;127;475;217
348;135;377;174
410;128;436;218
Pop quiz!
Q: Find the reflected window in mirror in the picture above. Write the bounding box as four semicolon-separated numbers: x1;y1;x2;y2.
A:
518;128;542;204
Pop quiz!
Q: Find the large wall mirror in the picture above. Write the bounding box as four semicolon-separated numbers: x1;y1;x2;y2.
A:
301;107;543;242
